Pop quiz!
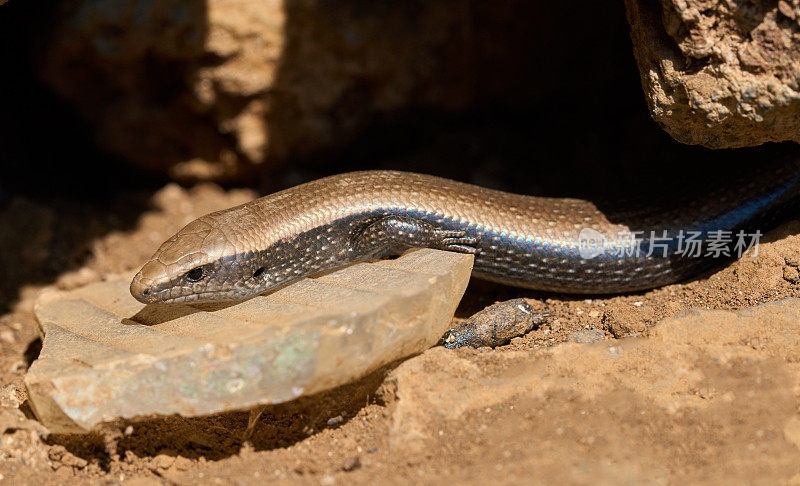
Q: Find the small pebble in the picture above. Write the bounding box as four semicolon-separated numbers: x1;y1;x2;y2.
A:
778;0;796;19
567;329;605;344
342;457;361;471
0;330;15;344
327;415;344;426
151;452;176;470
783;266;799;283
7;361;25;373
442;298;545;348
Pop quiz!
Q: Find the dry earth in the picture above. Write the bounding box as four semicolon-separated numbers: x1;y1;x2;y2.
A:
1;183;799;484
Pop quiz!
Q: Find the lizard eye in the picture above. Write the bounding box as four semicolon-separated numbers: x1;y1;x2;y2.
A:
185;266;205;282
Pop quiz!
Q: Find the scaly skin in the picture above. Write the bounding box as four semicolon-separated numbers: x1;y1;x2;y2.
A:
131;167;800;304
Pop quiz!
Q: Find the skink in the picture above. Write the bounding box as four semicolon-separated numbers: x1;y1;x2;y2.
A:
130;167;800;304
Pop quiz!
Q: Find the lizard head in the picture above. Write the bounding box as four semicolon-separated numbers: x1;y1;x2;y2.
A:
130;218;256;304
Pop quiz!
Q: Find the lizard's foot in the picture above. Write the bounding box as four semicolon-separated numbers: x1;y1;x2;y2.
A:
353;215;479;256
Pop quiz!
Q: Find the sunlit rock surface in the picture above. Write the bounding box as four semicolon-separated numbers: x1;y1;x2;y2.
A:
625;0;800;148
25;249;473;434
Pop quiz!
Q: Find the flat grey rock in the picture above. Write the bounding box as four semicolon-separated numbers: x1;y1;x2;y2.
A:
567;329;605;344
24;249;473;434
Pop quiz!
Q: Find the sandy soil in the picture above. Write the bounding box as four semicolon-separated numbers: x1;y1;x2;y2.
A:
1;182;799;484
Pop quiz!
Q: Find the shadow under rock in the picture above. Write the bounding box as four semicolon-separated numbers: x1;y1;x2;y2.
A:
23;338;42;368
46;359;398;466
126;302;239;327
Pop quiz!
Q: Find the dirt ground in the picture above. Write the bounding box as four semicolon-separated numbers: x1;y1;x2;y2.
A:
1;182;799;484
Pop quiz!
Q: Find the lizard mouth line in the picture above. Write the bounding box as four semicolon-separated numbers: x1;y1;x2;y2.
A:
142;288;240;305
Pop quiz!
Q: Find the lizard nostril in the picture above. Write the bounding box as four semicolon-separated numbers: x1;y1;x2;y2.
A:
130;279;153;304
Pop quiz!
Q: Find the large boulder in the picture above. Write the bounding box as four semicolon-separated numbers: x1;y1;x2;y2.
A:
37;0;559;181
625;0;800;148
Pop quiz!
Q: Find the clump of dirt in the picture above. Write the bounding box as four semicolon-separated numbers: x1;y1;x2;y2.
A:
0;184;798;483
